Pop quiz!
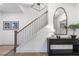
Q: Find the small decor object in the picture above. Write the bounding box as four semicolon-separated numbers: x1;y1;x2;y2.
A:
56;35;60;39
69;24;78;39
66;23;79;39
3;21;19;30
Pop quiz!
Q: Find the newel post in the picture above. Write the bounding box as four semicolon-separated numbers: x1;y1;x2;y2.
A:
14;31;17;53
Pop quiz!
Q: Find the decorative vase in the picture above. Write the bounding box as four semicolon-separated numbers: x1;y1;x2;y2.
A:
56;35;60;39
71;35;76;39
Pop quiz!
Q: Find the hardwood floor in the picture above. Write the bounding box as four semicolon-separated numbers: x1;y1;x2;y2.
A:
0;45;14;56
0;45;48;56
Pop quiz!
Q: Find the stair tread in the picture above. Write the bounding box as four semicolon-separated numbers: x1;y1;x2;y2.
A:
0;45;14;56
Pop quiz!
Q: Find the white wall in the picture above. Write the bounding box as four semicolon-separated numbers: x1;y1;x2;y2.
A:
0;13;14;45
0;7;47;45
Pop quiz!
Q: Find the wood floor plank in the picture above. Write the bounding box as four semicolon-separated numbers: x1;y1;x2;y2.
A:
0;45;14;56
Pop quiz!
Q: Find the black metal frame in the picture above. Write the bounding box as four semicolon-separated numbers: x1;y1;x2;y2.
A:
53;7;68;35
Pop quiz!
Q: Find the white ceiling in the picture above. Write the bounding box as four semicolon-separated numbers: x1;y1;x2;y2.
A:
0;3;33;13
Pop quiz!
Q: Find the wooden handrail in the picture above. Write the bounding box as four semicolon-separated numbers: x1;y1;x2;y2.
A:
14;31;17;53
17;11;48;33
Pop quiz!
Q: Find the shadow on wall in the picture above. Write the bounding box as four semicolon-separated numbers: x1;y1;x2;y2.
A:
41;39;47;52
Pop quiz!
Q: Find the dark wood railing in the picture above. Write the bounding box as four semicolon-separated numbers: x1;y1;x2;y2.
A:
14;11;48;53
14;31;17;53
17;11;48;33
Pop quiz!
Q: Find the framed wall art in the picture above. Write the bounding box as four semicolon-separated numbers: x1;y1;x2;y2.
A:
3;21;19;30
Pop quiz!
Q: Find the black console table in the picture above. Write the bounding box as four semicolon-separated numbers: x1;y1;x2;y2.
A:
47;38;79;56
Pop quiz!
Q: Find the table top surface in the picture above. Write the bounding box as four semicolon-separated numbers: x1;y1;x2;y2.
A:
47;37;79;39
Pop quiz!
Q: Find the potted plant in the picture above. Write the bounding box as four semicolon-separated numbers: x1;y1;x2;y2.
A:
68;23;79;39
69;24;77;38
64;23;79;39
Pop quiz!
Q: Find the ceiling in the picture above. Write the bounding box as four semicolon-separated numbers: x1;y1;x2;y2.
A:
0;3;33;13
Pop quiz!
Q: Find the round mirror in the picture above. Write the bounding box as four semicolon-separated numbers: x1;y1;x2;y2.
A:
53;7;67;35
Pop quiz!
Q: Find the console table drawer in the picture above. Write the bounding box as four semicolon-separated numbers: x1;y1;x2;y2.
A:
50;45;73;49
49;49;73;55
48;39;73;44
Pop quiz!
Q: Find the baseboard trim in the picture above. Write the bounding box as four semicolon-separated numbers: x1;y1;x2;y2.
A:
0;44;14;46
16;52;48;56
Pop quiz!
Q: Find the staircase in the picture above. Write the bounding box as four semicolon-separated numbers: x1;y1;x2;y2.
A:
14;11;48;55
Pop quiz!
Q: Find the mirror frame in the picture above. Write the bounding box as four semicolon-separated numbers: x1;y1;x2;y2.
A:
53;7;68;35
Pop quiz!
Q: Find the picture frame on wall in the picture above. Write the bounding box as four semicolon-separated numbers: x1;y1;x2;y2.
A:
3;21;11;30
11;21;19;30
3;21;19;30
